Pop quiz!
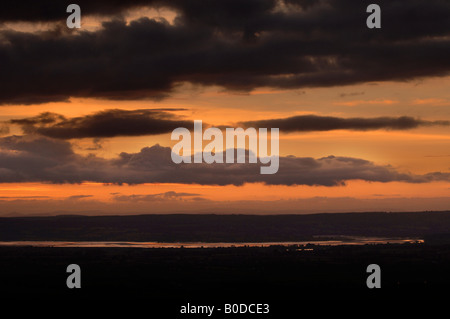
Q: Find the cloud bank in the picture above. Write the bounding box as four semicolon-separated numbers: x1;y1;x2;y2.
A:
241;115;449;132
10;109;193;138
0;135;449;186
1;0;450;104
7;110;448;139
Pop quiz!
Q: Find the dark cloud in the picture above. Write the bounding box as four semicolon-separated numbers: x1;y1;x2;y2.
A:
0;134;74;157
8;110;449;139
0;0;274;23
10;109;193;138
82;138;103;151
0;1;148;23
241;115;449;132
0;0;450;104
0;135;449;186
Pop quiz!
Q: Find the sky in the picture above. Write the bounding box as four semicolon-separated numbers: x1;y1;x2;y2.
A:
0;0;450;216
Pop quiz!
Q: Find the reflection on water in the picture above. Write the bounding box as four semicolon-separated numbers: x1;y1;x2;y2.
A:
0;237;424;248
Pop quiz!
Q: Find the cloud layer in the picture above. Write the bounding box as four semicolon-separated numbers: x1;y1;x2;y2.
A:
10;109;193;138
241;115;449;132
8;110;448;139
0;135;448;186
1;0;450;104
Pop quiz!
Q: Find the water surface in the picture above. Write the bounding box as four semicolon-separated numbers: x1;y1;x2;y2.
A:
0;237;424;248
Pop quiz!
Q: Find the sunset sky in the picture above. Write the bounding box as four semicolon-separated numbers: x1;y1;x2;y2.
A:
0;0;450;216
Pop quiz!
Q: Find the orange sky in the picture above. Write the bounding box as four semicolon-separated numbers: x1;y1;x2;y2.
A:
1;75;450;215
0;5;449;216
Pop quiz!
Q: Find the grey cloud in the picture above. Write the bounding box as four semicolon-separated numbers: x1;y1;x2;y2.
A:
0;135;449;186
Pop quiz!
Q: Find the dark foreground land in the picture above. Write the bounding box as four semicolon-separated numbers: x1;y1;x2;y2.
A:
1;243;449;304
1;211;450;310
1;211;450;241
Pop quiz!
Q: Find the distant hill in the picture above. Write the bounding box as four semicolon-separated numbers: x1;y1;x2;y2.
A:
0;211;449;242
